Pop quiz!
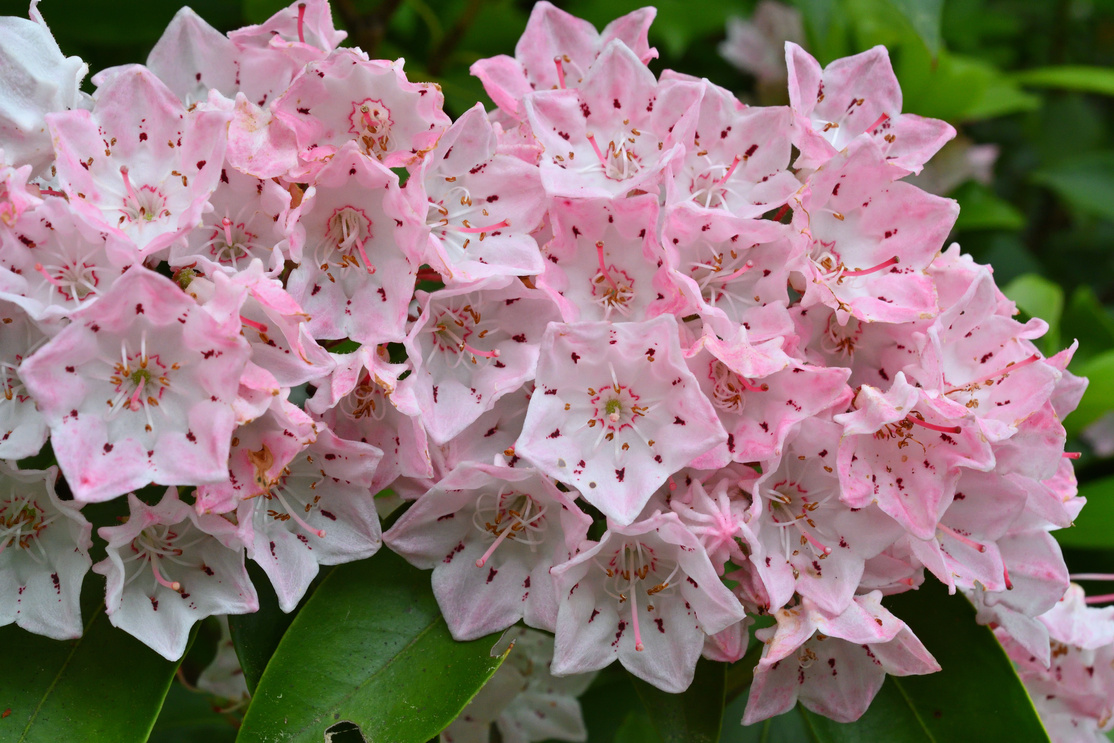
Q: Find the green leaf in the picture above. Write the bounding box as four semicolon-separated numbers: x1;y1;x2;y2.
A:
952;181;1026;232
1065;349;1114;436
1002;273;1064;354
237;550;507;743
632;657;726;743
228;562;334;693
724;580;1049;741
1055;475;1114;549
1061;286;1114;366
883;0;943;56
1031;152;1114;223
0;577;181;743
1014;66;1114;97
615;711;664;743
148;683;238;743
877;580;1048;741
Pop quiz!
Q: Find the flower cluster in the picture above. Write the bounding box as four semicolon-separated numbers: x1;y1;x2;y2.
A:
0;0;1106;736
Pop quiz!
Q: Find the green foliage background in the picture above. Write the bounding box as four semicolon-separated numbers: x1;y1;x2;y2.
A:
1;0;1113;741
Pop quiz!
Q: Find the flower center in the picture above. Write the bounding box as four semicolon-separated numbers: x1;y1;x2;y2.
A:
342;374;387;421
322;206;376;274
586;131;644;181
471;489;548;567
599;540;682;652
589;382;645;434
1;360;29;403
106;335;171;432
0;495;53;555
429;304;500;366
822;314;862;357
349;98;393;159
204;216;260;267
117;167;169;226
708;360;766;414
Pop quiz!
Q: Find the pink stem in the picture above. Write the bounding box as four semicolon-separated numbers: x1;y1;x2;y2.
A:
842;255;899;277
596;241;619;291
1084;593;1114;605
475;527;512;567
296;2;307;44
866;113;891;134
553;56;567;89
906;415;961;434
150;557;182;592
938;523;987;553
457;219;510;234
1063;451;1081;460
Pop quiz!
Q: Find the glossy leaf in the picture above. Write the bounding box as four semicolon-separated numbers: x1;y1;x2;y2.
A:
1066;349;1114;436
723;580;1048;742
0;577;181;743
632;657;726;743
148;683;238;743
1031;153;1114;223
228;562;334;693
236;549;507;743
952;181;1026;232
1062;286;1114;367
1055;475;1114;549
883;0;942;56
1003;273;1063;354
1015;66;1114;97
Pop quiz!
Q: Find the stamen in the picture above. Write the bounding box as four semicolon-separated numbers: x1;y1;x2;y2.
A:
938;523;987;553
128;377;146;412
905;414;961;434
38;188;67;198
865;113;891;134
841;256;899;277
475;527;512;568
554;56;567;89
1063;452;1081;460
221;217;234;245
456;219;510;234
296;2;307;44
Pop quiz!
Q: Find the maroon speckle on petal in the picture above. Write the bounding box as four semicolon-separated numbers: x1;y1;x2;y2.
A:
320;510;337;520
103;443;113;453
589;608;599;623
486;568;498;583
548;429;561;439
570;352;580;364
615;468;625;482
673;416;686;426
655;618;665;633
150;597;158;611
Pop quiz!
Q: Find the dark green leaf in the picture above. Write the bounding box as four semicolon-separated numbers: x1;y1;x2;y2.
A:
1061;286;1114;366
877;580;1048;741
1014;66;1114;97
883;0;943;56
1054;475;1114;549
614;711;664;743
228;562;334;693
237;550;507;743
1065;349;1114;436
632;657;726;743
952;181;1026;232
720;696;811;743
1031;153;1114;223
0;577;181;743
148;683;238;743
1002;273;1063;354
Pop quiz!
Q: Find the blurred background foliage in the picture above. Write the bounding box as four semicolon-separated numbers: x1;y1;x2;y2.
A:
3;0;1113;739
